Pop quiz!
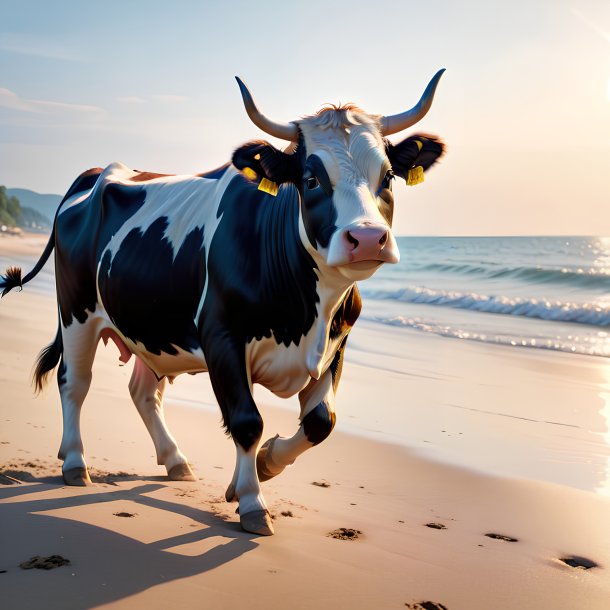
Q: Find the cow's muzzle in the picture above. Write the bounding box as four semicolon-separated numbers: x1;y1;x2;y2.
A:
326;222;400;267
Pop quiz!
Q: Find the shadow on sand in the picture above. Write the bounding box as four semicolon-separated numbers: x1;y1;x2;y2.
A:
0;474;261;610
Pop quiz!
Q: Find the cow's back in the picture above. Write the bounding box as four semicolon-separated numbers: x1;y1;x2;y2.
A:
54;162;234;367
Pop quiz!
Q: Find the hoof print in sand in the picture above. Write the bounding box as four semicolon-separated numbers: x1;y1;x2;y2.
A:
425;522;447;530
113;511;136;518
485;533;518;542
281;510;294;517
405;602;448;610
328;527;362;541
559;555;598;570
311;481;330;488
20;555;70;570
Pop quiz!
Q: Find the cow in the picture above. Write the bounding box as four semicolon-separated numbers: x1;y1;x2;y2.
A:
0;71;445;535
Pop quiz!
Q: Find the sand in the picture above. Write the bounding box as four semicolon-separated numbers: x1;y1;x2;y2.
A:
1;233;609;610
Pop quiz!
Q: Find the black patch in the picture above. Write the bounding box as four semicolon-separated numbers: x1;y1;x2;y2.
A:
199;173;319;449
386;134;445;182
196;164;230;180
300;154;337;249
232;141;301;185
327;286;361;392
55;183;147;326
328;341;346;393
98;217;206;356
329;285;362;340
202;174;318;348
302;402;336;445
377;169;394;226
60;168;103;204
232;138;337;251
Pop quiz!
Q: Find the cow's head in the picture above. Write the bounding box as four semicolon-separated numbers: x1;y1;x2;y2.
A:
232;71;445;280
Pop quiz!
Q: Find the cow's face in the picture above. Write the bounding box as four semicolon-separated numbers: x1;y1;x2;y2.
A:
298;110;398;280
232;108;444;280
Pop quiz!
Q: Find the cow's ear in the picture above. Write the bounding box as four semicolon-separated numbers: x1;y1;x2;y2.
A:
386;134;445;185
232;140;300;191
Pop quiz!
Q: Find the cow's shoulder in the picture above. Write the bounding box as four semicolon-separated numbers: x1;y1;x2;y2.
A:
202;174;319;348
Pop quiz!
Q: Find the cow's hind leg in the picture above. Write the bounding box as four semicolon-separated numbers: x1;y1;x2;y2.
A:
57;318;99;486
128;357;195;481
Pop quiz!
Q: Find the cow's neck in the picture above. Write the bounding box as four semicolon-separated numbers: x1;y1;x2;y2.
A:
295;213;356;379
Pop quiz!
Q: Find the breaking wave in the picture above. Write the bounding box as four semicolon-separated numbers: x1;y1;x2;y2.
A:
365;315;610;357
414;262;610;290
361;286;610;327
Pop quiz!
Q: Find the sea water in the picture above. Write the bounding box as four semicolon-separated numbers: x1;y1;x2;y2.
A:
360;236;610;358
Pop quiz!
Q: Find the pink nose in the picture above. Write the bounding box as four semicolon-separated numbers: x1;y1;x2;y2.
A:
343;225;389;262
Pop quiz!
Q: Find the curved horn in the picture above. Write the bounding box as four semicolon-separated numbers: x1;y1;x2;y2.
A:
381;69;445;136
235;76;298;141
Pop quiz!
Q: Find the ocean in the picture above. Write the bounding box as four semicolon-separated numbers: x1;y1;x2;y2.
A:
360;236;610;358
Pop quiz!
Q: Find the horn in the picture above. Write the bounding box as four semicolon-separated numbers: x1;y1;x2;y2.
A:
380;69;445;136
235;76;298;141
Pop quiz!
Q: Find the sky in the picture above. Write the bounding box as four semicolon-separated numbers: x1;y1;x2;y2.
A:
0;0;608;236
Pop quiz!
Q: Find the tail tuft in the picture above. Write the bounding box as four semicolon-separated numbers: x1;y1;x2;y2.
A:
0;266;23;297
33;329;63;393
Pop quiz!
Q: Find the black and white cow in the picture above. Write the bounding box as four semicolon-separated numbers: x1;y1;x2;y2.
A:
0;72;445;535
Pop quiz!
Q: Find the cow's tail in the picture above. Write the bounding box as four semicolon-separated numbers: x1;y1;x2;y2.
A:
33;324;63;393
0;223;60;392
0;229;56;297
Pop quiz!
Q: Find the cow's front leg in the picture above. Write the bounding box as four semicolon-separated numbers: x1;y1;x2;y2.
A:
257;362;337;482
128;357;195;481
204;332;273;536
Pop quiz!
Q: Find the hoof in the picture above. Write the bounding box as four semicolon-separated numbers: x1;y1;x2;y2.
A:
240;509;275;536
168;463;196;481
62;467;91;487
256;435;286;482
225;482;237;502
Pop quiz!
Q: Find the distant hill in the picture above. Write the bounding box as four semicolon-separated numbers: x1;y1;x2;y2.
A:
5;188;61;222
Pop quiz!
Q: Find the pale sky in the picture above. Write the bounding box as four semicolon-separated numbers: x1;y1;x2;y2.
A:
0;0;608;235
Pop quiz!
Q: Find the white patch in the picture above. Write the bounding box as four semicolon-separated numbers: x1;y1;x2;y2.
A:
57;188;94;216
246;263;352;396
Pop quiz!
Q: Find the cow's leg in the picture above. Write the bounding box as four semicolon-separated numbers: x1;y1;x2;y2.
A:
204;333;272;536
128;357;195;481
257;345;345;481
57;319;99;486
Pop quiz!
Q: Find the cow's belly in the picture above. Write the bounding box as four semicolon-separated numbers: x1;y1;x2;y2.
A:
100;324;208;378
247;338;313;398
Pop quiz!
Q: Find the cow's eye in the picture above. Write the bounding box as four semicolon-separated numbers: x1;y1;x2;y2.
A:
306;176;319;190
381;170;394;189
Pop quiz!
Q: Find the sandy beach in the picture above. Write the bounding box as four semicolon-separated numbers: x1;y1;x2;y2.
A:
1;233;610;610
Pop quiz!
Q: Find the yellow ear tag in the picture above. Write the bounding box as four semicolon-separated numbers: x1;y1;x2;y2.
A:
407;165;424;186
242;167;257;180
258;177;279;196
